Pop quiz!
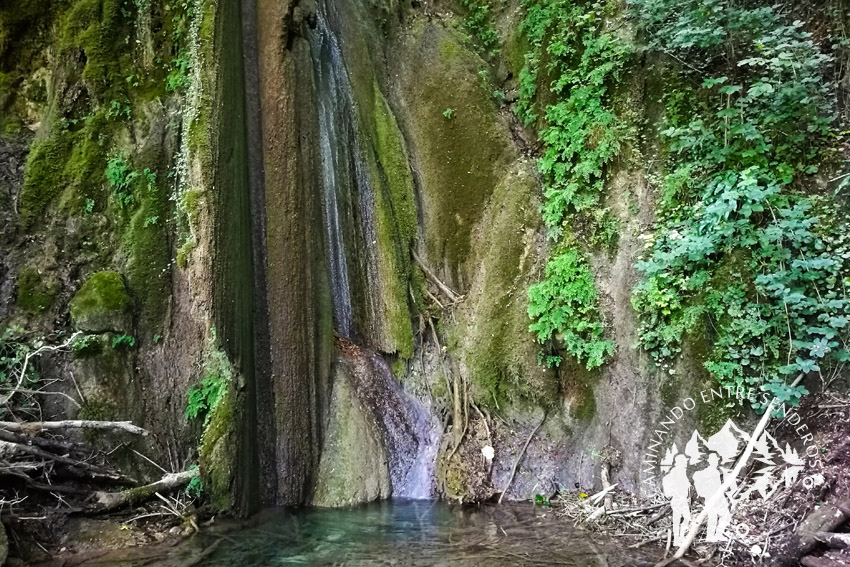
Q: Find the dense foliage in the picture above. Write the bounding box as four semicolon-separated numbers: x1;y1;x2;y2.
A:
519;0;630;369
528;248;614;368
630;0;850;407
519;0;850;407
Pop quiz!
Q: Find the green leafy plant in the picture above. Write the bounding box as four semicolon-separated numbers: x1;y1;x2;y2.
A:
459;0;501;54
528;249;614;369
442;108;456;120
166;53;191;92
630;0;848;408
111;334;135;349
72;334;101;356
186;366;227;427
518;0;630;370
0;329;37;392
106;99;131;121
106;155;137;208
185;464;203;498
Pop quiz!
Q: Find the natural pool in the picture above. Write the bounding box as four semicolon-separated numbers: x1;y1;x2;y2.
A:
55;501;668;567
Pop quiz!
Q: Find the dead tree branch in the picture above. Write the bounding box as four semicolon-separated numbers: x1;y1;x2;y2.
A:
93;469;199;511
499;413;546;504
0;420;148;436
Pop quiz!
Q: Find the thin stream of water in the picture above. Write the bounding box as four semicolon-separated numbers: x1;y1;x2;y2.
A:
308;1;440;500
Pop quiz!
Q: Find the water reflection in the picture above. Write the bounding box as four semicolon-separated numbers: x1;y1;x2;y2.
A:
57;501;667;566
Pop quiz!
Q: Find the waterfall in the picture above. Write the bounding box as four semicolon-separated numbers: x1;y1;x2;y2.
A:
309;12;355;338
308;5;440;500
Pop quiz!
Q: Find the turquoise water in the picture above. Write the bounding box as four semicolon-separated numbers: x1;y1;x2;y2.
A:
61;501;664;566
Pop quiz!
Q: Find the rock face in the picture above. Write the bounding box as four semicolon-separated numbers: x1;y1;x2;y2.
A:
0;0;735;517
313;357;391;507
0;521;7;566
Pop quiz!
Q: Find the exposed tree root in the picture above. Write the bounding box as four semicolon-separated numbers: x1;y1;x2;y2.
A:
498;413;546;504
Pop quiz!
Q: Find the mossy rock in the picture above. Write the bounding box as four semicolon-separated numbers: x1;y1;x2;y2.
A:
16;266;59;313
313;359;391;506
69;271;132;333
199;386;236;512
396;19;517;285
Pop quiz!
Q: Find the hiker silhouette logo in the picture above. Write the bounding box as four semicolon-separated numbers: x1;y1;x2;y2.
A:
656;419;806;546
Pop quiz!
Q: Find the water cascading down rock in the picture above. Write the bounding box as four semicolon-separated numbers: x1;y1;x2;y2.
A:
307;3;441;505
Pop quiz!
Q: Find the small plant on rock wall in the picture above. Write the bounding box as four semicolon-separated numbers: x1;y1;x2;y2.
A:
111;334;136;349
528;248;614;369
186;330;232;428
106;155;137;208
518;0;630;370
185;464;203;498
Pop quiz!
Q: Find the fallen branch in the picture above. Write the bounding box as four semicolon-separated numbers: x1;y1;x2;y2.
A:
0;440;129;482
498;413;546;504
0;420;148;436
0;332;81;407
816;532;850;549
93;468;199;511
413;250;463;303
590;482;618;507
0;427;81;455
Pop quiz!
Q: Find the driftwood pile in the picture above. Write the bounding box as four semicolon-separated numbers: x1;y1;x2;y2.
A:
783;499;850;567
0;333;197;520
0;419;198;514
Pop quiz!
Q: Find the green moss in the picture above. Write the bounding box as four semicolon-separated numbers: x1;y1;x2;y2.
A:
372;81;417;245
69;271;132;332
570;380;596;421
461;167;555;409
199;387;235;511
18;121;73;228
19;111;111;229
557;356;598;420
62;111;110;211
79;397;115;421
400;24;512;277
181;190;203;226
124;179;171;331
176;238;196;269
443;455;470;501
58;0;132;102
16;267;59;313
313;367;391;506
192;338;238;511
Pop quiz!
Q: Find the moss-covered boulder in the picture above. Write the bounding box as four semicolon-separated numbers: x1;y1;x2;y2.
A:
313;358;391;507
69;271;132;333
